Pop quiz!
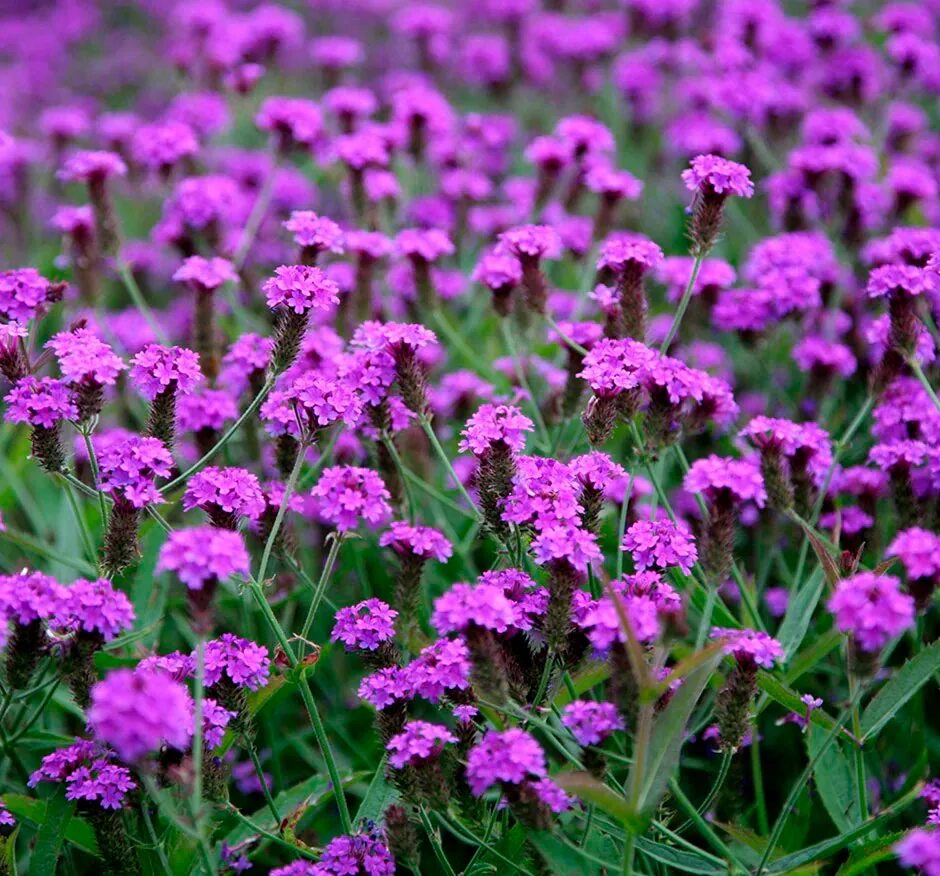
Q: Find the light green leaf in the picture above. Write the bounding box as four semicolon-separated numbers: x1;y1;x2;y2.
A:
553;772;634;825
861;639;940;741
776;569;824;659
806;724;859;833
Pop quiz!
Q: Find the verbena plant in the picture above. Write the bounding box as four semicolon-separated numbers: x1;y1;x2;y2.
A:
0;2;937;875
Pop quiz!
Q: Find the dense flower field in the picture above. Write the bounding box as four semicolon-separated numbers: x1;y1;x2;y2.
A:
0;0;939;873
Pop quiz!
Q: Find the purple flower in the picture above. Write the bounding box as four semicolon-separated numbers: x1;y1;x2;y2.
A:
531;778;574;814
866;264;933;299
466;729;546;796
172;256;236;292
380;522;452;562
156;527;251;590
396;228;455;263
331;599;397;652
88;669;193;762
895;829;940;875
202;698;236;750
458;403;533;455
498;225;562;262
711;628;784;669
561;700;625;746
309;466;392;531
4;377;77;427
176;388;238;433
59;150;127;183
97;435;173;508
358;666;411;709
204;634;270;691
219;334;274;397
684;455;767;507
58;578;135;641
405;637;472;703
0;268;63;324
47;328;125;386
263;265;340;314
351;320;438;354
183;466;266;521
255;97;323;149
597;235;663;274
30;740;136;810
283;211;345;254
579;594;661;654
131;121;199;173
432;581;519;635
281;371;364;431
129;345;202;401
623;518;698;574
303;832;394;876
887;528;940;582
0;804;13;827
578;338;658;397
681;154;754;197
828;572;915;652
0;570;64;624
386;721;457;768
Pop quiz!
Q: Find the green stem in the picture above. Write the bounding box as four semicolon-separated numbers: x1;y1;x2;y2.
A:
247;742;281;826
908;357;940;414
118;262;168;344
751;726;770;835
660;254;703;351
667;779;743;870
163;378;275;493
417;809;456;876
418;416;480;518
61;478;97;565
81;427;109;526
676;748;733;833
299;534;344;642
256;440;305;587
191;638;206;821
500;319;550;449
754;687;864;876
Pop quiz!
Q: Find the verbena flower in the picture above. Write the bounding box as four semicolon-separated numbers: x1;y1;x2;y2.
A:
156;527;251;590
204;634;270;691
0;268;64;323
561;701;625;746
379;522;452;562
183;466;266;525
88;669;193;762
129;344;202;401
466;728;546;796
622;518;698;574
57;578;135;642
98;434;172;508
29;740;136;810
309;466;392;531
386;721;457;768
828;572;915;653
331;598;398;651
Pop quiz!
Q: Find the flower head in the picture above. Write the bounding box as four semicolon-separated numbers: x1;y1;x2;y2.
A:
684;455;767;506
88;669;193;762
828;572;915;652
331;598;397;652
379;522;452;562
30;740;136;810
561;700;625;746
173;256;236;292
711;628;784;669
156;527;251;590
623;518;698;574
387;721;457;768
0;570;64;624
458;403;533;455
309;466;392;531
58;578;135;641
283;211;345;254
887;528;940;581
682;154;754;197
263;265;340;314
183;466;266;521
4;377;77;427
466;729;546;796
129;345;202;400
59;150;127;182
97;435;172;507
48;328;125;386
0;268;63;323
204;634;270;690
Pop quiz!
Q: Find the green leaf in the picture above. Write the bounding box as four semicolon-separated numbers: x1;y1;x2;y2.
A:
354;757;398;825
806;724;859;833
861;639;940;741
795;518;842;589
29;788;74;874
528;832;605;876
836;832;906;876
763;782;923;874
552;662;609;708
553;772;634;826
775;569;825;659
757;673;854;743
634;837;729;875
634;652;722;817
3;793;97;857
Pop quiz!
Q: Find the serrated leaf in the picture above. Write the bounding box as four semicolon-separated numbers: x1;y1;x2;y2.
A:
29;788;74;874
634;651;723;818
775;569;824;659
553;771;635;826
3;793;97;857
861;639;940;741
806;724;859;833
764;782;923;874
528;832;605;876
354;757;398;826
634;836;728;874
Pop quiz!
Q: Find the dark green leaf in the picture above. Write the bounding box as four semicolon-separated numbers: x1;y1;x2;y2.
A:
29;788;74;874
775;569;824;659
354;757;398;825
635;836;728;874
528;832;605;876
861;639;940;741
806;724;859;833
